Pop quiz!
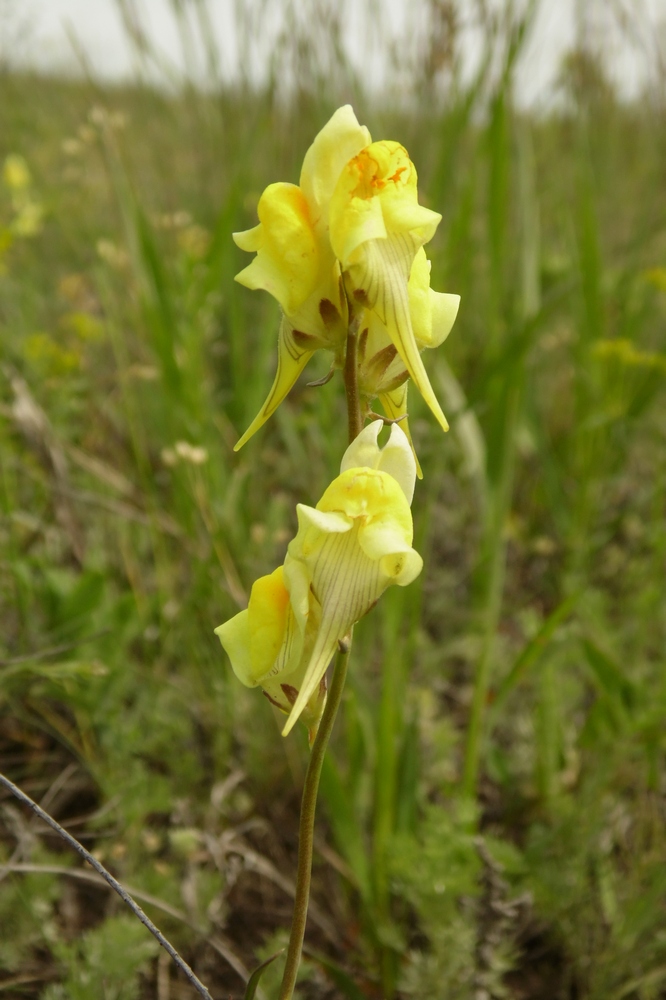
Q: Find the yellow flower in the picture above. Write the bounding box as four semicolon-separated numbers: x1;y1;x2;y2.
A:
2;155;43;238
232;107;458;449
3;154;31;192
233;106;371;450
215;422;422;738
329;141;450;433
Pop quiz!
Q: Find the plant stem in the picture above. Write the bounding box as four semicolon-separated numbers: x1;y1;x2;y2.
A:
343;315;362;443
278;639;352;1000
0;772;215;1000
373;593;405;999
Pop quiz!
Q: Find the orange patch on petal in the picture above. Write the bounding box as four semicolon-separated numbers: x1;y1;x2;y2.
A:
388;166;407;184
349;150;386;200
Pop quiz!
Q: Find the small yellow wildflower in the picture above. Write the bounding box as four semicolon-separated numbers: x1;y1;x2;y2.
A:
216;422;422;739
3;154;31;192
3;155;43;238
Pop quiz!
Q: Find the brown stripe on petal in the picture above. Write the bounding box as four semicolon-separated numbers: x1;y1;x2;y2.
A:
291;329;319;349
318;298;340;328
358;326;369;362
280;683;299;705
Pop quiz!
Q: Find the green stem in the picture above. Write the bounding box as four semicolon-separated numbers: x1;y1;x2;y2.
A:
278;638;352;1000
372;595;404;999
343;317;362;442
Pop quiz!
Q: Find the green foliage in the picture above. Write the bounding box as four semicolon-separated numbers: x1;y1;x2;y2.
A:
0;0;665;996
525;778;666;1000
42;916;158;1000
389;803;481;998
0;869;60;972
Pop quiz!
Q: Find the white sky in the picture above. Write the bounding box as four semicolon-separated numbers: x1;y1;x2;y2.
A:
1;0;665;104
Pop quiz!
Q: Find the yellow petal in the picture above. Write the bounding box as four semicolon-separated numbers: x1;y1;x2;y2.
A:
215;610;253;686
254;586;325;729
260;591;326;731
358;520;414;561
282;528;381;736
215;566;294;688
248;566;291;679
381;547;423;587
317;467;413;534
300;105;371;220
281;627;339;738
382;198;440;244
234;316;315;451
347;235;449;432
233;223;263;253
283;553;313;634
375;422;418;502
429;289;460;349
296;504;353;536
408;248;434;347
379;385;423;480
341;420;417;503
403;247;459;348
216;566;326;732
286;264;348;345
339;419;384;471
234;182;319;315
331;181;386;265
330;141;440;266
358;520;423;585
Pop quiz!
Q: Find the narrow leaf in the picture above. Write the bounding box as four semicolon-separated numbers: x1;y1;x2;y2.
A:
491;593;578;718
244;950;284;1000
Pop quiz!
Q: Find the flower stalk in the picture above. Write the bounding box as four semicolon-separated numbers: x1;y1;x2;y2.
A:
344;313;363;443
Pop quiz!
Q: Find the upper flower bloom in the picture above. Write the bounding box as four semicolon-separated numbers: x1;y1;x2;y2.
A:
232;107;458;450
215;422;422;738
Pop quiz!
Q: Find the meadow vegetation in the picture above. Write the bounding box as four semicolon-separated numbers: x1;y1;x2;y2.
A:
1;2;666;997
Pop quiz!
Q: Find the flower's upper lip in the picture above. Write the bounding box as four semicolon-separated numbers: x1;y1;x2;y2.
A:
339;422;417;504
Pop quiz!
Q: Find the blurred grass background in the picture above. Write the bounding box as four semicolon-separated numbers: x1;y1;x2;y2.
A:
1;1;666;997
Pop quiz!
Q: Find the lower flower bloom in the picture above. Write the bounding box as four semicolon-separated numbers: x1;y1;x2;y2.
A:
215;422;423;739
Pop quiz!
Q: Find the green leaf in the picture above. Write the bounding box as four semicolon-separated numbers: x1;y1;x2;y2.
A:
243;950;284;1000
